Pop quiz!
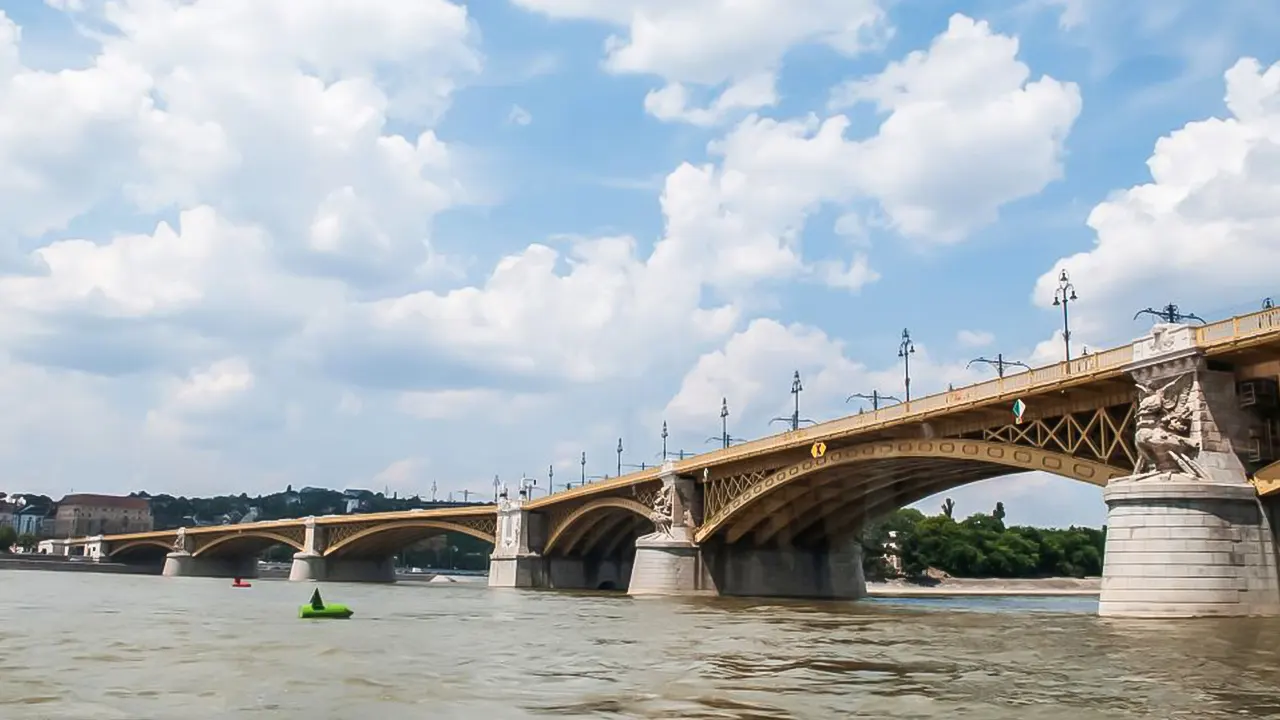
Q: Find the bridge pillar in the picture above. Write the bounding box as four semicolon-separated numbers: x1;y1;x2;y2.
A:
489;495;546;588
289;517;326;582
1100;324;1280;618
700;535;867;599
629;465;714;596
161;528;259;579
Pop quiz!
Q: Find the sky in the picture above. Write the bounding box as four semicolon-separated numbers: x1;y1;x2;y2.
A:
1;0;1279;529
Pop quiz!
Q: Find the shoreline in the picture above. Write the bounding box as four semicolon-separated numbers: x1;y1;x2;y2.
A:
1;558;1101;596
866;577;1100;597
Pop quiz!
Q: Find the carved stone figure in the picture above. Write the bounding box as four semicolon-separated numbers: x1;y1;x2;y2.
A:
172;527;188;553
1132;373;1208;480
648;484;675;538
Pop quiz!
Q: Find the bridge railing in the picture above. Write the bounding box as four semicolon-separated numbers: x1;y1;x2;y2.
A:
1196;306;1280;345
545;306;1280;495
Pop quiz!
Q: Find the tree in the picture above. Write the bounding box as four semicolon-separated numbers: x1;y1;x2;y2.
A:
16;533;37;551
0;525;17;553
941;497;955;519
993;501;1006;525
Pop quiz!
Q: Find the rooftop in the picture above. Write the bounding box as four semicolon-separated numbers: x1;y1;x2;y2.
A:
57;494;151;511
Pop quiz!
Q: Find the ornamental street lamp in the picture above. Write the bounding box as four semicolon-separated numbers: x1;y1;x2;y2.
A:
769;371;815;431
1052;270;1078;362
967;353;1031;378
845;390;901;411
1134;303;1206;325
898;329;916;402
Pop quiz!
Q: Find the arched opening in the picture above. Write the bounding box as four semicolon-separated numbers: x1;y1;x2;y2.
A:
698;439;1125;548
108;540;172;566
543;498;653;558
543;498;652;591
323;520;495;573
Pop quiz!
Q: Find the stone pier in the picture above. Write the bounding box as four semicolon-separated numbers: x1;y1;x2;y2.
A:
700;536;866;599
1099;323;1280;618
628;468;713;596
488;494;547;588
162;551;258;579
286;517;398;583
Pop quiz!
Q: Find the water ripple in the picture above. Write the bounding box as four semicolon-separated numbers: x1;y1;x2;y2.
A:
1;570;1278;719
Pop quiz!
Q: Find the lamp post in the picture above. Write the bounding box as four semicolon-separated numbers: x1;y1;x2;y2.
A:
616;438;623;477
769;371;814;431
706;397;745;447
898;329;915;402
1265;297;1275;310
1133;304;1206;325
430;481;437;502
845;390;901;411
967;354;1031;378
661;421;669;460
580;451;586;487
492;474;501;503
720;398;729;448
548;464;554;495
1052;270;1077;362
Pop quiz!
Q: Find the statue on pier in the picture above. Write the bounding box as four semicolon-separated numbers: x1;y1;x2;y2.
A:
644;484;675;539
172;527;189;553
1132;372;1208;480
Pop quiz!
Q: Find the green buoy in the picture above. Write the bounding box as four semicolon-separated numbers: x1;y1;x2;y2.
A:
299;588;354;619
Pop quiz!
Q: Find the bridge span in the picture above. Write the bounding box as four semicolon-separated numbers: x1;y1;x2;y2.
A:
64;308;1280;618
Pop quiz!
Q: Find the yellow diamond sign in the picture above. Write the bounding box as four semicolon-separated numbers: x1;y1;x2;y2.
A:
810;442;827;459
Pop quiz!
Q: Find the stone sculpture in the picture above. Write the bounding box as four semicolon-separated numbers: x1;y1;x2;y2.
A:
1132;372;1208;480
646;484;675;539
172;527;188;553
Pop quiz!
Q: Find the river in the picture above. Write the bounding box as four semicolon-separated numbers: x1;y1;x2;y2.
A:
2;571;1279;719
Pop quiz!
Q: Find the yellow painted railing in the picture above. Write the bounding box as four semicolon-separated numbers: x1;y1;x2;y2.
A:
537;306;1280;504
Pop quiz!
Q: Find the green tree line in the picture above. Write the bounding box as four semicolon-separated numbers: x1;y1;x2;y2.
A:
860;499;1105;580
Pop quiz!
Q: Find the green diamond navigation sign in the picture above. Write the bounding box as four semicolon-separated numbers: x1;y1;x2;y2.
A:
1012;398;1026;424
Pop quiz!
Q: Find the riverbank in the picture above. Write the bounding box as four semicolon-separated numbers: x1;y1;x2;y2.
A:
866;577;1100;597
0;555;157;575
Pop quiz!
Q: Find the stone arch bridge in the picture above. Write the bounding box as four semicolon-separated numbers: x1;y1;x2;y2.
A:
65;309;1280;607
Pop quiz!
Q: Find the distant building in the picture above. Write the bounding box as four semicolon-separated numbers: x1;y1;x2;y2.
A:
0;500;14;528
14;504;53;537
54;494;153;537
343;489;375;514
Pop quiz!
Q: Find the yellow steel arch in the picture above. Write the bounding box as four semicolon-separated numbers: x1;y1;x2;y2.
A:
543;497;653;555
192;531;305;557
696;438;1127;543
323;520;495;557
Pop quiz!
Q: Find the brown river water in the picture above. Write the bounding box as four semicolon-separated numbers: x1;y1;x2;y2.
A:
2;570;1279;719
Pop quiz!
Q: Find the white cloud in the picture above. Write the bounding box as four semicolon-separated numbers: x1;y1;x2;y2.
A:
144;358;256;440
956;329;995;348
396;389;548;422
368;457;431;497
510;0;889;125
829;14;1082;241
507;104;532;126
665;319;987;427
1035;57;1280;345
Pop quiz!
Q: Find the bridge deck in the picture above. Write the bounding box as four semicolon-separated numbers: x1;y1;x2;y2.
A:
73;307;1280;544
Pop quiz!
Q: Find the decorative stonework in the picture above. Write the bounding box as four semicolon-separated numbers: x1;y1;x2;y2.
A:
643;484;675;540
172;527;190;554
1121;323;1251;486
1132;372;1207;480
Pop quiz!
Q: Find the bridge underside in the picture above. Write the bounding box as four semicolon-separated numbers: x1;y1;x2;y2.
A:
542;507;648;591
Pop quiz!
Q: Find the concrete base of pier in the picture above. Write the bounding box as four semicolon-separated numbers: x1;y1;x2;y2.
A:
701;536;867;599
162;552;258;579
287;553;396;583
488;554;543;588
1100;479;1280;618
627;536;708;596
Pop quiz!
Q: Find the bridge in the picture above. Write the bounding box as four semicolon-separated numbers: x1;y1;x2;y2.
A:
64;307;1280;617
